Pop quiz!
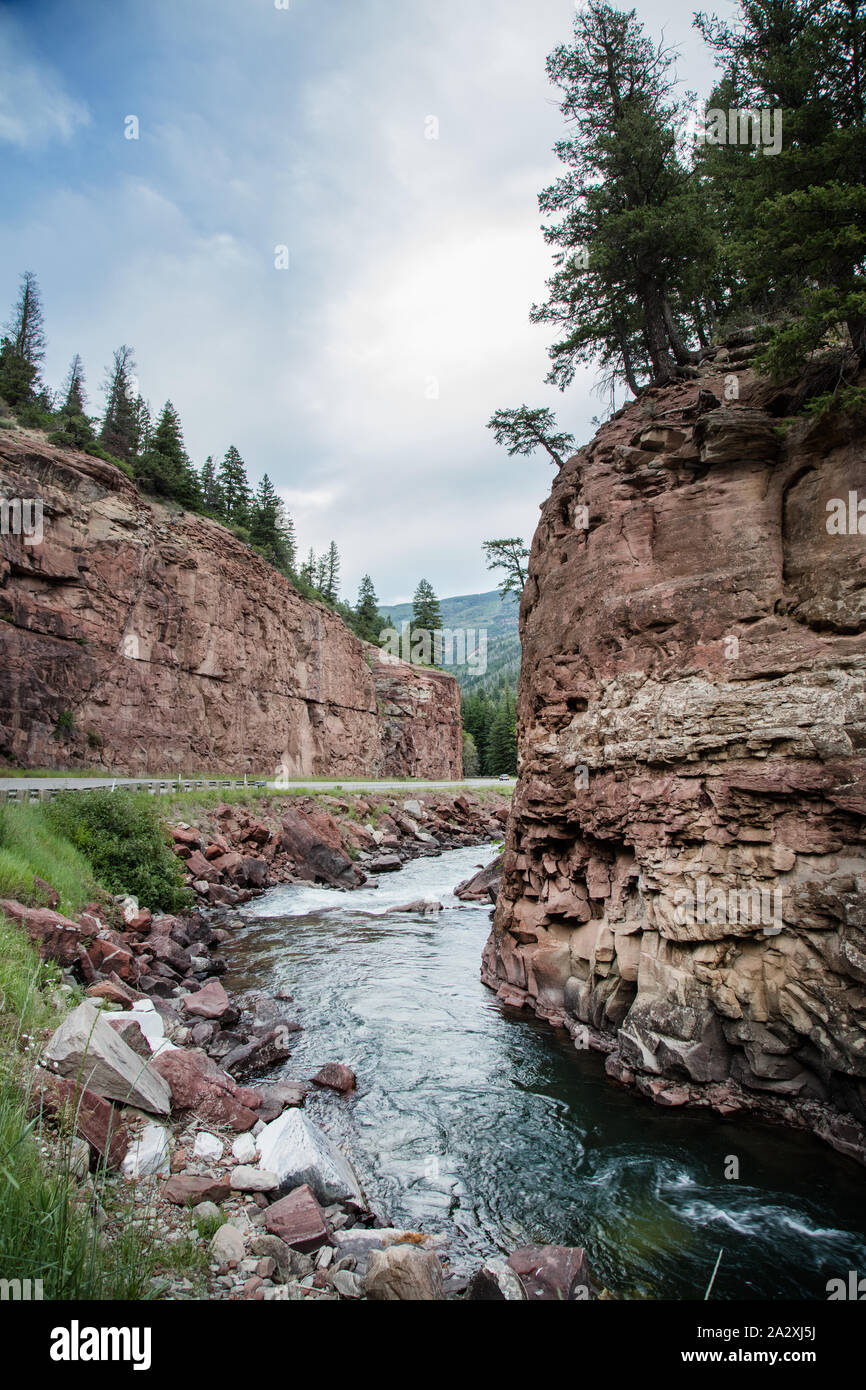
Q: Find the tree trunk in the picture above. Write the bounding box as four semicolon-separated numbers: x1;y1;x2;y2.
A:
662;296;701;365
642;284;679;383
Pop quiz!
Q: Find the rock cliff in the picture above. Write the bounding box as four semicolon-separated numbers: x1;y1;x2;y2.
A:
0;433;462;778
482;348;866;1163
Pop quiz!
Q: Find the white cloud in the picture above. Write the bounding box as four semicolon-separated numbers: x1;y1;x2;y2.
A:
0;24;90;148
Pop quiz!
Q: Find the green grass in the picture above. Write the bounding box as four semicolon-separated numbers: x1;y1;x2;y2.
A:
0;802;101;916
45;792;191;913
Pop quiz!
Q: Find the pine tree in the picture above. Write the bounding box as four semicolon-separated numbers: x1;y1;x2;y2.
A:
50;353;96;449
487;408;576;468
411;578;442;633
487;689;518;775
216;445;252;525
320;541;340;604
696;0;866;377
0;271;46;408
299;548;317;588
354;573;382;642
462;728;480;778
532;2;715;389
199;455;223;514
100;345;138;462
482;537;530;598
136;400;202;508
249;474;295;571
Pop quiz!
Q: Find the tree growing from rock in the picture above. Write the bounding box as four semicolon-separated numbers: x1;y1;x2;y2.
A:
482;537;530;598
487;406;576;468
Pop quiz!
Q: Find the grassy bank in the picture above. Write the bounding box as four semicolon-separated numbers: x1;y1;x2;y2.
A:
0;792;190;916
0;794;213;1298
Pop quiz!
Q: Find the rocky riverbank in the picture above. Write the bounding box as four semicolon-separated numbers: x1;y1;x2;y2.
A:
2;786;597;1301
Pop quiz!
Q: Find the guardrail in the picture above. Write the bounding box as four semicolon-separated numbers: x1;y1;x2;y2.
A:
0;778;269;804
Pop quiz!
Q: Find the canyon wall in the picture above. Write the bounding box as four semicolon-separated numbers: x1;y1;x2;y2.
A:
482;348;866;1163
0;433;462;778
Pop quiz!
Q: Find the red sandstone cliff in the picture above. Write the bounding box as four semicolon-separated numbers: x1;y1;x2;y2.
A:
0;432;462;778
482;344;866;1163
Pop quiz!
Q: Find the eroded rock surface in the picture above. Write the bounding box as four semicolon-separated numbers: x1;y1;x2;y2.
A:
483;360;866;1163
0;434;461;777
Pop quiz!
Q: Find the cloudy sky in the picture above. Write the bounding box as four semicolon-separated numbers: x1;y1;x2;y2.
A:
0;0;731;604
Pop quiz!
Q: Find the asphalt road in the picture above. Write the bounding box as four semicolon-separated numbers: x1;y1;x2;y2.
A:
0;775;512;793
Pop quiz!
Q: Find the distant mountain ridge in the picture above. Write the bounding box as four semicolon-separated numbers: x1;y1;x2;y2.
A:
379;589;520;692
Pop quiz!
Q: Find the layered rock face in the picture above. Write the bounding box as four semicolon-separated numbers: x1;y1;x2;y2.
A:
0;434;461;777
482;355;866;1162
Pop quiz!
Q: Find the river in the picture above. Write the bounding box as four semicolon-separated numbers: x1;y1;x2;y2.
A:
222;843;866;1300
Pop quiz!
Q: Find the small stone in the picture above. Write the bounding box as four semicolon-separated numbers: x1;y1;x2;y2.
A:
230;1165;279;1193
193;1131;224;1162
332;1269;363;1299
210;1223;246;1265
231;1132;258;1164
311;1063;356;1093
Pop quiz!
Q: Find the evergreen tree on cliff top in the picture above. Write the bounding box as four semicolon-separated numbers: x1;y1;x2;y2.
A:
354;573;383;642
217;445;252;525
531;2;716;390
136;400;202;509
50;353;96;449
412;578;442;633
0;271;46;408
100;345;138;462
695;0;866;380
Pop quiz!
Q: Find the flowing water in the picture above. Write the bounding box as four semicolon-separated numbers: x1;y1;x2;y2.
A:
222;844;866;1300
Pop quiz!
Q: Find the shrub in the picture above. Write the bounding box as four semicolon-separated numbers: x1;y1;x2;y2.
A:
53;709;75;738
45;791;192;912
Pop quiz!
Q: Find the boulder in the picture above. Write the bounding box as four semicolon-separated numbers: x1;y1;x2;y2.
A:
454;853;503;904
210;1223;246;1265
367;855;402;874
507;1244;592;1300
364;1245;444;1301
42;1001;171;1115
311;1063;356;1093
164;1174;231;1206
180;979;233;1021
0;899;81;967
221;1026;292;1080
230;1165;279;1193
39;1075;129;1169
152;1049;258;1131
278;807;364;889
255;1110;365;1205
466;1258;526;1300
86;937;140;983
122;1123;171;1180
264;1184;330;1252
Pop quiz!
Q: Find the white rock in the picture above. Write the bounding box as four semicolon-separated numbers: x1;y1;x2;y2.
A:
118;895;140;924
109;1001;176;1057
43;1001;171;1115
333;1269;363;1298
230;1165;278;1192
122;1123;171;1180
255;1110;365;1206
193;1132;224;1162
210;1223;246;1264
231;1132;258;1164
